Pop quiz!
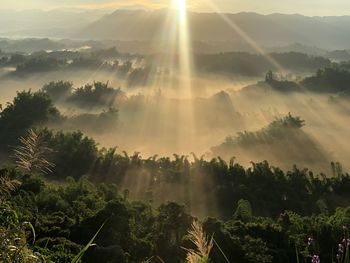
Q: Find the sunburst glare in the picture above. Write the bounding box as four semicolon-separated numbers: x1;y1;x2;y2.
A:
176;0;187;17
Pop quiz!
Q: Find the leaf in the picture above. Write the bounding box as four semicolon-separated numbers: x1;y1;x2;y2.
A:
71;221;106;263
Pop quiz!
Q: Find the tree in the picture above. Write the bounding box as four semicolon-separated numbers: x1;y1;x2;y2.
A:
0;90;60;149
16;56;62;74
234;199;253;222
265;70;275;82
43;130;98;179
42;81;73;102
154;202;192;262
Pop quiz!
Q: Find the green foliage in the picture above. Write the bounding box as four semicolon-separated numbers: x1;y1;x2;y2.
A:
7;53;27;65
301;67;350;93
228;113;305;146
210;113;330;171
66;81;124;109
0;172;44;262
1;161;350;262
15;56;63;74
234;199;253;222
72;222;106;263
1;82;350;262
42;130;98;179
68;57;104;70
41;81;125;109
0;226;43;263
265;71;301;92
195;52;330;77
0;90;60;149
67;107;119;133
42;81;73;102
127;66;152;87
154;202;193;262
91;47;120;59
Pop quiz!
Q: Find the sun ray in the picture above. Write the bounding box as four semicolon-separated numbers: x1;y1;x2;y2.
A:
202;0;286;73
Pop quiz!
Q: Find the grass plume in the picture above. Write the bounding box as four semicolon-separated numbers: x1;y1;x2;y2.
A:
184;220;213;263
13;128;54;174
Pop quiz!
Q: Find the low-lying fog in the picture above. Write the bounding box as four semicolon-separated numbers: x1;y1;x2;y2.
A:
0;67;349;175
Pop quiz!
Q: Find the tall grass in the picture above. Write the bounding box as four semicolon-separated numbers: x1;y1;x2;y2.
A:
212;238;230;263
71;222;106;263
13;128;54;174
0;171;43;262
0;176;21;202
184;220;213;263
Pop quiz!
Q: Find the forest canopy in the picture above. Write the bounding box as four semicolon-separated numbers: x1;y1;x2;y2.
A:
0;87;350;262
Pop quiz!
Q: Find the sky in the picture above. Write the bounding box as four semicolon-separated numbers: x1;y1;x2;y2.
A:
2;0;350;16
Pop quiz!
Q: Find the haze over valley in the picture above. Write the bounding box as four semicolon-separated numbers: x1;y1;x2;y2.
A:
1;1;350;262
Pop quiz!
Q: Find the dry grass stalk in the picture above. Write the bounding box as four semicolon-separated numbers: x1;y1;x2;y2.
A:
0;176;21;201
13;129;54;174
185;220;213;263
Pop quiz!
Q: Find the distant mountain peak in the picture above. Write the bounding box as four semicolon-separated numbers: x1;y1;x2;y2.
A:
75;10;350;49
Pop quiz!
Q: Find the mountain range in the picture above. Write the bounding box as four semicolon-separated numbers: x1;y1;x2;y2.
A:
76;10;350;49
1;9;350;51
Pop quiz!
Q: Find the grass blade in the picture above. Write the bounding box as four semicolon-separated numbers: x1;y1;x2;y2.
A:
213;238;230;263
71;221;106;263
23;221;36;245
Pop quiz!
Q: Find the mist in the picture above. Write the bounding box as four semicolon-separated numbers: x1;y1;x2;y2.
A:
1;54;348;177
3;5;350;262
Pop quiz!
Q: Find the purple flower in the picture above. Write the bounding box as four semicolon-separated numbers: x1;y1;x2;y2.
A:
308;237;314;246
338;243;344;255
312;255;320;263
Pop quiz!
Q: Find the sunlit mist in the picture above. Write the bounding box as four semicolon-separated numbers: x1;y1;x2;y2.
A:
1;0;350;222
172;0;193;97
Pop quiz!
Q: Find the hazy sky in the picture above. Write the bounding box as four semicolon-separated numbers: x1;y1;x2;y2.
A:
2;0;350;16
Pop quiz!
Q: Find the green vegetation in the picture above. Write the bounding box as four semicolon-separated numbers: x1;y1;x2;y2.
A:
2;158;350;262
264;71;301;92
43;81;125;109
66;108;119;133
0;92;350;262
0;48;144;85
221;113;306;146
211;114;329;170
1;55;350;262
195;52;331;76
16;57;64;74
0;90;61;150
301;67;350;93
241;67;350;94
3;47;350;96
66;82;123;109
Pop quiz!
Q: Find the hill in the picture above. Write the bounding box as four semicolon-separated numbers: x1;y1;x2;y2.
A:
77;10;350;49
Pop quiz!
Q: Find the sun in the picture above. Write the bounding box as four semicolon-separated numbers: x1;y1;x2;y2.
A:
174;0;187;16
177;0;186;10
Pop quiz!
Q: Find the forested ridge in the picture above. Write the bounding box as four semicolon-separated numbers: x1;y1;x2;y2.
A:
2;2;350;260
0;80;350;263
